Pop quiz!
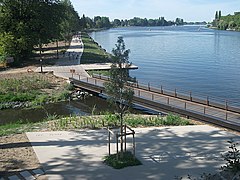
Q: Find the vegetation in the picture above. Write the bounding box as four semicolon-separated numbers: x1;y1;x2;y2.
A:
221;139;240;173
87;70;110;77
105;37;134;155
80;15;185;29
0;114;192;136
0;0;81;64
104;151;142;169
0;120;46;136
176;139;240;180
0;73;72;109
212;11;240;31
81;32;112;64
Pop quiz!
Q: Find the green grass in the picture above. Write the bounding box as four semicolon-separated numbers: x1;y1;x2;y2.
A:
0;114;193;136
48;113;192;131
125;114;191;127
0;75;51;103
81;32;112;64
0;120;47;136
0;74;72;109
104;151;142;169
87;70;110;77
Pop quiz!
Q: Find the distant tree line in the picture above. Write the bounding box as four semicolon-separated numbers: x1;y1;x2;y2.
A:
212;11;240;31
0;0;81;63
80;16;185;29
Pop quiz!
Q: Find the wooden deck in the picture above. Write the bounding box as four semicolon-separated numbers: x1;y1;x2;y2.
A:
69;74;240;132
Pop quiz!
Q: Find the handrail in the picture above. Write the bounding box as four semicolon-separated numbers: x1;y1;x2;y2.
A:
89;74;240;113
69;76;240;131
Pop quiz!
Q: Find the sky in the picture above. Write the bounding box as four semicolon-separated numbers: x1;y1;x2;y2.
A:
71;0;240;22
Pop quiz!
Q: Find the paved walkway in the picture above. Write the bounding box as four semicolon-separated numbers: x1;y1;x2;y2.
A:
35;35;138;80
27;125;240;180
35;34;90;79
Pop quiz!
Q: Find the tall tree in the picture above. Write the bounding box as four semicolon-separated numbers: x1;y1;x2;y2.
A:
215;11;219;20
0;0;80;63
219;10;222;19
105;37;134;156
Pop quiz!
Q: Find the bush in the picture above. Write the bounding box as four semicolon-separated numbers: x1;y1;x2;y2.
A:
104;151;142;169
222;139;240;173
163;114;191;126
104;112;119;127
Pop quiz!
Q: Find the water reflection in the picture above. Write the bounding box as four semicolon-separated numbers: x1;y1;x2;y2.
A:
0;95;146;125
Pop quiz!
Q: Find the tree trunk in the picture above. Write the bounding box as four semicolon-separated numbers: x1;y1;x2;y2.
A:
39;43;42;60
120;111;123;158
56;40;59;59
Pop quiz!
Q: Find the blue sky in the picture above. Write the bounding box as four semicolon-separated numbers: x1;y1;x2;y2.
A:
71;0;240;22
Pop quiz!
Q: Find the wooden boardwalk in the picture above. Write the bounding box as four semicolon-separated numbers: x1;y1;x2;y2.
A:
69;74;240;132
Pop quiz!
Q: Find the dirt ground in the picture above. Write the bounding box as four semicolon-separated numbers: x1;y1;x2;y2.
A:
0;133;42;178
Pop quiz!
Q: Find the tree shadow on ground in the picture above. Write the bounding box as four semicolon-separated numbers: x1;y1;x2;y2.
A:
26;126;240;179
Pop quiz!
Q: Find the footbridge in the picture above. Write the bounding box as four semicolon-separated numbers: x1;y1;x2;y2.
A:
69;74;240;132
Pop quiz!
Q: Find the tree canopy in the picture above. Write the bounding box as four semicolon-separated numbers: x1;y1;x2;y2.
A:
0;0;81;63
79;15;184;29
213;11;240;31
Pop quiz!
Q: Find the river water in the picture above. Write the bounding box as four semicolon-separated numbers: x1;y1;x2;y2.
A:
90;26;240;106
0;95;147;125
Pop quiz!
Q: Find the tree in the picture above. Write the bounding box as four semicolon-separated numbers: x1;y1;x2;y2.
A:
215;11;219;20
80;14;87;29
0;0;81;64
105;37;134;156
113;19;121;27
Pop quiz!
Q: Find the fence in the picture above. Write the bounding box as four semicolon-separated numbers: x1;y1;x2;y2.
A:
90;73;240;114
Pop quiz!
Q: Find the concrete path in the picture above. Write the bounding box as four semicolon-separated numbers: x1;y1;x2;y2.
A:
35;33;90;79
26;125;240;180
34;35;138;80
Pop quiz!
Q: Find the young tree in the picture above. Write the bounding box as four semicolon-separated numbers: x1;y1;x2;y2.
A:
105;37;134;155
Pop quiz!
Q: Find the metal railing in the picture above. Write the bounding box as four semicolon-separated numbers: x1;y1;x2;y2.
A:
90;73;240;114
70;74;240;127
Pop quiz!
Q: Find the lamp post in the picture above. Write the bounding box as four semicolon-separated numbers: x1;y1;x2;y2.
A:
40;59;43;73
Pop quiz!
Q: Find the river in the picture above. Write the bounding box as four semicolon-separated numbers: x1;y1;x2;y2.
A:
0;95;148;125
90;26;240;106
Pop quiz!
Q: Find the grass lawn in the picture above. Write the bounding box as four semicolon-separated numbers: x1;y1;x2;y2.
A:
81;32;112;64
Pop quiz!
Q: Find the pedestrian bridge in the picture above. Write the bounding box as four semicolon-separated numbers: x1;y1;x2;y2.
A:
69;74;240;132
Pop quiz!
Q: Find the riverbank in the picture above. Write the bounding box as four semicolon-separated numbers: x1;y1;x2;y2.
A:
81;32;112;64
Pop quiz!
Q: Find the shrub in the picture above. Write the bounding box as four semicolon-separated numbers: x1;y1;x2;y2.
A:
104;151;142;169
222;139;240;173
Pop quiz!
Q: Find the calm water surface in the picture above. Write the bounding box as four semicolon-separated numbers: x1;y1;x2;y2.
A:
0;95;146;125
90;26;240;105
